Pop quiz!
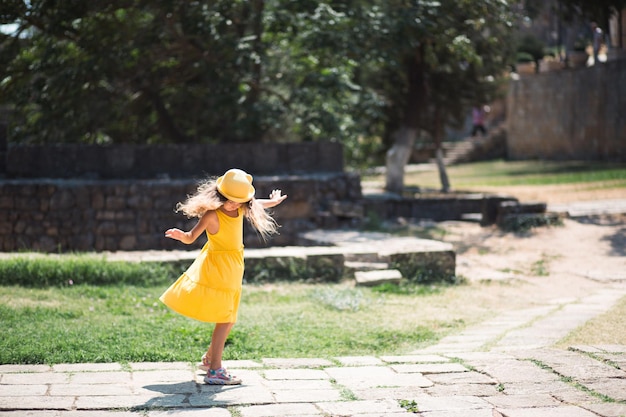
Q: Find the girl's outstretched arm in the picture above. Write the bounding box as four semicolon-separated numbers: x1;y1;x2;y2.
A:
165;210;217;244
257;189;287;209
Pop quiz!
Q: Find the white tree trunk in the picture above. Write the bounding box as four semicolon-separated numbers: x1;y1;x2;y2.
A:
385;127;417;194
435;148;450;192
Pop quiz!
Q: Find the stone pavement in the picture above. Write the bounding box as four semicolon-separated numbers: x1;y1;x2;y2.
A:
1;199;626;417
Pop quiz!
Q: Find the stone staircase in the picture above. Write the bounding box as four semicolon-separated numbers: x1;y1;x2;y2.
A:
345;256;403;286
297;230;456;286
440;138;479;165
435;123;507;166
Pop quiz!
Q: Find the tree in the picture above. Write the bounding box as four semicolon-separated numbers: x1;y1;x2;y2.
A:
1;0;516;184
0;1;366;145
347;0;515;193
559;0;626;32
1;1;270;143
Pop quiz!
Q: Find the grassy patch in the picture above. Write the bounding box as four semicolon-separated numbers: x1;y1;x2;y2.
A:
556;295;626;347
528;359;621;403
0;255;180;287
0;282;459;364
365;160;626;189
399;399;420;413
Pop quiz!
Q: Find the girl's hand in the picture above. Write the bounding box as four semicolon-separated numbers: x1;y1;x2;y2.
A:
268;189;288;205
165;228;186;242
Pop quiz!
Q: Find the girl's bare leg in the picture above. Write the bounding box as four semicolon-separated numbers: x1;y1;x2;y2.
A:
209;322;234;370
202;344;212;367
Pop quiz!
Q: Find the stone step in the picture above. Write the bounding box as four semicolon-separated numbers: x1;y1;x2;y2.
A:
345;261;389;271
344;261;390;278
354;269;402;286
299;229;456;284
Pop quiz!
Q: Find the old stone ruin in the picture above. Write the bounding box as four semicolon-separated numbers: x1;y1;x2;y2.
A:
0;142;555;285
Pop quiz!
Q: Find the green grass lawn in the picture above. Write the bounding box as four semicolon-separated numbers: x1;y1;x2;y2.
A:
0;283;465;365
363;160;626;189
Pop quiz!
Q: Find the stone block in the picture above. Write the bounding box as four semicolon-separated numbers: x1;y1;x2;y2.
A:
498;201;547;215
244;256;308;283
74;146;105;177
317;142;344;172
306;253;344;282
329;200;364;218
481;196;518;226
286;143;318;173
497;212;562;232
103;145;135;178
355;269;402;286
390;250;456;284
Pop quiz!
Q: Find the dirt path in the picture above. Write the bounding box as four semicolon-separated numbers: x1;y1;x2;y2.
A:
439;214;626;310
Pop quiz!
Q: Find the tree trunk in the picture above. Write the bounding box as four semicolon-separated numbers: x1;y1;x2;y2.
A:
435;148;450;192
385;127;417;194
433;105;450;192
384;45;427;194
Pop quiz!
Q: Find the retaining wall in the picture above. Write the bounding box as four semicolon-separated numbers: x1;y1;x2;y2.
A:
0;142;364;252
2;142;343;179
507;59;626;161
0;173;363;252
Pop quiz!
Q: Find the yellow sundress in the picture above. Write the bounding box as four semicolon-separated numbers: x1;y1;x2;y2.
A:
160;208;244;323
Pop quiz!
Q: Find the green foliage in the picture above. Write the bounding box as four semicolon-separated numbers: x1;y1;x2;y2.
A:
399;399;420;413
0;256;179;287
1;0;517;168
516;52;535;63
371;282;444;296
516;34;546;61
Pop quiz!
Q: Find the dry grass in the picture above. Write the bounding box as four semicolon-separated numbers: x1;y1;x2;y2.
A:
556;296;626;347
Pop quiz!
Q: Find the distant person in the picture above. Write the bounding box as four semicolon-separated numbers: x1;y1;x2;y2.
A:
591;22;604;65
471;106;488;137
160;168;287;385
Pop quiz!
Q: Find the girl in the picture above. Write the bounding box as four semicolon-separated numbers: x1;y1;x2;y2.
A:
160;168;287;385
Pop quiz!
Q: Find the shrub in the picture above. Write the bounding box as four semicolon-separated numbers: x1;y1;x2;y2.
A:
517;34;545;62
516;52;534;63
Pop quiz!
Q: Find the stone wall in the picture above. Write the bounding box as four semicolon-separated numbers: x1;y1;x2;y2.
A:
2;142;343;179
0;142;367;252
507;60;626;161
363;193;487;223
0;173;363;252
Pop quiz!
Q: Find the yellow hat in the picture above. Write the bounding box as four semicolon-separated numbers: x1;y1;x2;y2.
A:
216;169;255;203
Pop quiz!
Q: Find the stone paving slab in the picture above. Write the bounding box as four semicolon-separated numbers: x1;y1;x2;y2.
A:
496;406;602;417
584;403;626;417
2;350;625;416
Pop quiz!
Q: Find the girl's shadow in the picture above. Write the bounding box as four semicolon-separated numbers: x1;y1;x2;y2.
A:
133;379;241;411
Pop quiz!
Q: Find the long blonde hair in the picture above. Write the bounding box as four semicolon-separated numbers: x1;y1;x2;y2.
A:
176;177;280;240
